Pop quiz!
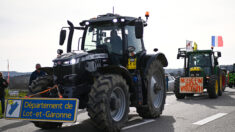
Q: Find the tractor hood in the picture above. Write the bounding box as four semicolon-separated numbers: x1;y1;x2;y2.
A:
54;51;88;61
53;51;108;66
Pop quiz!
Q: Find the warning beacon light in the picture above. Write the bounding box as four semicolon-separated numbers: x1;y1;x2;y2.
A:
145;11;149;21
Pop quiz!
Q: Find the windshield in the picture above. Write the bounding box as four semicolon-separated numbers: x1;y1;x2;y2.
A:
84;25;123;55
188;53;211;67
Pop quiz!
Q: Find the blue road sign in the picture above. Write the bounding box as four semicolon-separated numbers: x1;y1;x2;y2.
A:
5;98;78;122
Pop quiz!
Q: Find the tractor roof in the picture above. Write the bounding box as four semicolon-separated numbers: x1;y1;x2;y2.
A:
187;50;213;55
80;13;137;26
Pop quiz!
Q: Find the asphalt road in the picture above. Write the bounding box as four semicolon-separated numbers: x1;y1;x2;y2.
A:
1;87;235;132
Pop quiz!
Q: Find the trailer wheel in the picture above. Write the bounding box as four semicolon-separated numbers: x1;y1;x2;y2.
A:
174;77;185;99
207;75;219;98
87;74;129;132
136;60;166;118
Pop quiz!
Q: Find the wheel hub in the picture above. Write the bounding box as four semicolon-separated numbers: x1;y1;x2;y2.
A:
110;98;121;110
110;87;126;122
150;75;164;108
154;83;161;94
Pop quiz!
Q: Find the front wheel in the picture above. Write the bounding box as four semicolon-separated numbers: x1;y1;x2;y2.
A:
207;75;219;98
87;74;129;132
29;75;63;129
228;83;233;88
136;60;166;118
174;77;185;99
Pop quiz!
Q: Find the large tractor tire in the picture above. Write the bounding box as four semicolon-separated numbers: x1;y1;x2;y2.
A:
218;71;223;96
29;75;54;94
29;75;63;129
207;75;219;98
87;74;129;132
174;77;185;99
222;71;226;91
136;60;166;118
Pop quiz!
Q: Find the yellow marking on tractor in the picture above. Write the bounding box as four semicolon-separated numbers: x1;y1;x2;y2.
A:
190;67;201;72
215;80;218;95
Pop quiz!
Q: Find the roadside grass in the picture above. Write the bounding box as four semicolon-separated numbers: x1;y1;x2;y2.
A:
0;89;28;117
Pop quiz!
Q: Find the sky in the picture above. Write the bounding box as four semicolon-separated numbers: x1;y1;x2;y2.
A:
0;0;235;72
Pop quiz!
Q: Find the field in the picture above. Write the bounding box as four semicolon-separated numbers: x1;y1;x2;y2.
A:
0;89;28;117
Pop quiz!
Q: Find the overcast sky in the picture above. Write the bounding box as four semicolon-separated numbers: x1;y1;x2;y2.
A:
0;0;235;72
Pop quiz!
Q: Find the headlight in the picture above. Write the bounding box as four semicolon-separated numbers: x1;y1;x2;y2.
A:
85;21;90;25
63;58;80;65
70;59;76;64
113;18;118;23
120;18;125;22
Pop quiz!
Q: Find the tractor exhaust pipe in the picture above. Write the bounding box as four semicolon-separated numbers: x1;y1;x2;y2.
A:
67;20;74;53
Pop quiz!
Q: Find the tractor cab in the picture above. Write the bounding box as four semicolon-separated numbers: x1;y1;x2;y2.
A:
187;50;215;77
58;13;146;66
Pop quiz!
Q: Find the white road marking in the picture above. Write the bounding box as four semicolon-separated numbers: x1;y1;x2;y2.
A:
122;119;155;130
193;113;227;125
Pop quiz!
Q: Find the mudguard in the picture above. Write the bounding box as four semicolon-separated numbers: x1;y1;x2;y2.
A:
143;52;168;75
98;65;134;92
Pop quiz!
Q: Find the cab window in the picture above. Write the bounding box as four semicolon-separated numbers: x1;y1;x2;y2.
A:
125;26;143;53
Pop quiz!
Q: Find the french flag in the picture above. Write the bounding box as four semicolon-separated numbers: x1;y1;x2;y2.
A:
212;36;223;47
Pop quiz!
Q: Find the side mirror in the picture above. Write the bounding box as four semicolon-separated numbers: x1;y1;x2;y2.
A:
217;52;221;57
57;49;63;55
177;54;180;59
135;19;143;39
59;29;66;45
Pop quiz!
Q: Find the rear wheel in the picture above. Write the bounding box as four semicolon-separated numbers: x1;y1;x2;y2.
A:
218;71;223;96
174;77;185;99
136;60;166;118
207;75;219;98
29;75;63;129
87;74;129;132
222;71;226;91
